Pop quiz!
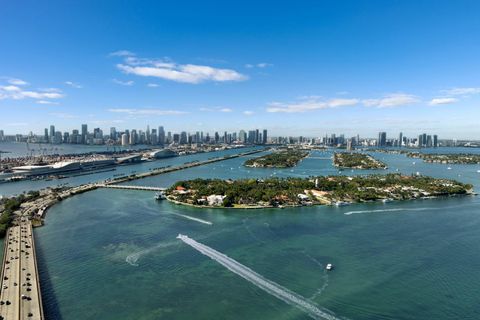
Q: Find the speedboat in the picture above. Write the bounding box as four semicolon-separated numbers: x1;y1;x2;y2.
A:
334;201;350;206
155;192;166;200
447;167;452;170
326;263;334;271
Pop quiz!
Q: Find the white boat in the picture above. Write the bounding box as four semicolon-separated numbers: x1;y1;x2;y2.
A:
155;192;166;200
382;198;393;203
326;263;333;271
447;167;452;170
334;201;350;206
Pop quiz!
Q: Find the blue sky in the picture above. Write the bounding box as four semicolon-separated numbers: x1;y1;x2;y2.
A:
1;0;480;139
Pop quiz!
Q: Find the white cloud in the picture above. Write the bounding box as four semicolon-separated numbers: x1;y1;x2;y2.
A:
243;110;254;115
199;107;233;112
0;84;64;100
442;87;480;96
112;79;134;86
109;50;135;57
114;53;247;84
362;93;419;108
267;97;358;113
147;83;159;87
245;63;273;68
65;81;82;89
8;78;28;86
108;108;187;116
328;98;360;107
0;85;21;92
429;97;458;106
21;91;64;99
37;100;59;105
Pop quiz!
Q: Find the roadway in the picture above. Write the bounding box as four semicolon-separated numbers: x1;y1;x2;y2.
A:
0;221;44;320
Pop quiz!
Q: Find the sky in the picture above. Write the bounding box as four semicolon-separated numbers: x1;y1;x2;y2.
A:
1;0;480;139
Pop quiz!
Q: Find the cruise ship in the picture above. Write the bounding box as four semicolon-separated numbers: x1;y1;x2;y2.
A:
149;149;178;159
11;158;116;177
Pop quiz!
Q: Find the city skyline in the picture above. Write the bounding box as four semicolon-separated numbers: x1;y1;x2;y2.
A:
2;1;480;138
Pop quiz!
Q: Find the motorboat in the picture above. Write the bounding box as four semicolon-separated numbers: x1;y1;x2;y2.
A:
326;263;334;271
155;192;167;200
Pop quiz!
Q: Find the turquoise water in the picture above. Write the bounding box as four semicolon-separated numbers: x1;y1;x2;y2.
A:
27;150;480;319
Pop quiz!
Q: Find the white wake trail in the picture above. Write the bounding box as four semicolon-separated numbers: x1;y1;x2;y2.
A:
172;213;213;225
344;207;436;215
126;241;178;266
177;234;342;320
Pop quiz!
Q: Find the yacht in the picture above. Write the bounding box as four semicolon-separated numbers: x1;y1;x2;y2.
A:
326;263;334;271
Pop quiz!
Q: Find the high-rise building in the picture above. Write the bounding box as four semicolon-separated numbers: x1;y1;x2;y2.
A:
158;126;165;145
398;132;403;147
377;132;387;147
239;130;246;143
121;133;129;146
110;127;117;140
262;129;267;144
146;125;151;144
433;135;438;148
81;124;88;144
49;125;55;139
0;130;4;142
130;129;137;145
180;131;188;144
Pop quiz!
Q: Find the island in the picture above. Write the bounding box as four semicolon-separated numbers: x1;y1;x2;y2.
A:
333;152;387;169
244;149;309;168
165;174;473;208
406;153;480;164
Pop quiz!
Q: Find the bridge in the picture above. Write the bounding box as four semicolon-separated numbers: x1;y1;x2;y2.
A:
0;220;44;320
98;184;166;191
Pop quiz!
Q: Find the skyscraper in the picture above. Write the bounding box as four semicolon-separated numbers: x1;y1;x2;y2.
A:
262;129;268;144
121;133;129;146
81;124;88;144
433;135;438;148
49;125;55;139
378;132;387;147
398;132;403;147
158;126;165;145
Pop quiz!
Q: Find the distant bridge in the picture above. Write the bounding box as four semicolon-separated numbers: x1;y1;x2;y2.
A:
98;184;166;192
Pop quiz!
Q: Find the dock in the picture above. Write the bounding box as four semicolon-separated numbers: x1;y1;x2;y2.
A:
0;220;44;320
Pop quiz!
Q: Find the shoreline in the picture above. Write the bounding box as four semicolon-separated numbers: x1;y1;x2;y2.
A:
166;192;476;210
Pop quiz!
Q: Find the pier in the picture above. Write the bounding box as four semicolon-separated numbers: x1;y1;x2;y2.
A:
0;220;44;320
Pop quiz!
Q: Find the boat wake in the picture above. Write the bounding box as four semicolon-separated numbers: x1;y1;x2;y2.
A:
344;207;436;215
126;241;178;266
171;212;213;225
177;234;343;320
